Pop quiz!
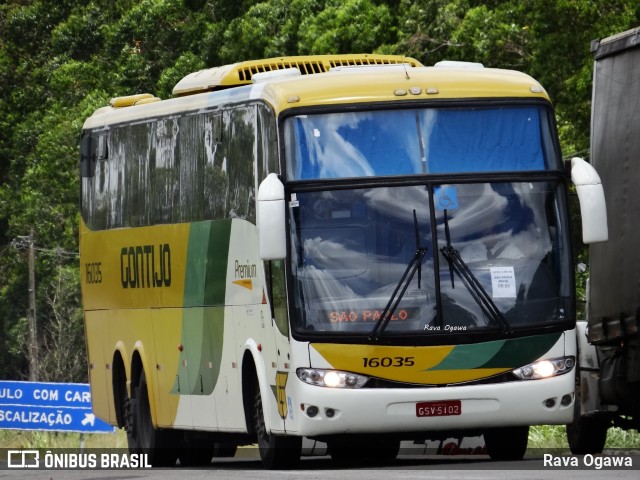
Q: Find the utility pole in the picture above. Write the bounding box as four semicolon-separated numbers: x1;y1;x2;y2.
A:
28;228;38;381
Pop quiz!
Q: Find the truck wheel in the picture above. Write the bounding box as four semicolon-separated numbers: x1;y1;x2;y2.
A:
136;371;179;467
483;426;529;461
252;383;301;469
566;362;609;454
566;415;608;454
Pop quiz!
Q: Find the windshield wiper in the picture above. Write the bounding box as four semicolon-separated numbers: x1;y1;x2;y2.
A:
369;210;427;341
439;209;512;334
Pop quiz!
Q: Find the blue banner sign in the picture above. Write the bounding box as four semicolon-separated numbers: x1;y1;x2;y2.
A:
0;381;115;433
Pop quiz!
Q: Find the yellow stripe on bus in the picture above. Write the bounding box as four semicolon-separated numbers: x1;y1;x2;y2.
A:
311;343;511;385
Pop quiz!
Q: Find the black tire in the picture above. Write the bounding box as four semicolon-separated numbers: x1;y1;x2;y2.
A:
136;371;179;467
253;383;301;469
123;387;139;453
566;415;608;454
566;373;609;454
483;426;529;461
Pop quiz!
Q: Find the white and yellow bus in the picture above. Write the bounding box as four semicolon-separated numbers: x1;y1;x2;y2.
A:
79;54;608;468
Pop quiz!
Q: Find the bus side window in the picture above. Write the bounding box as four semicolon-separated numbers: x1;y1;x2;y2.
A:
265;260;289;336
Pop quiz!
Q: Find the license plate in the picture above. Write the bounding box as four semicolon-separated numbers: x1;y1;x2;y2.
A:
416;400;462;417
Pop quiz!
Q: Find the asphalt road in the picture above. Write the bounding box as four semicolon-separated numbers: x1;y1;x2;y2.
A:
1;449;638;480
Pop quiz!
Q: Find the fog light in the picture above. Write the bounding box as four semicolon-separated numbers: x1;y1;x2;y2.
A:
544;398;556;409
325;408;335;418
306;405;319;418
561;394;573;406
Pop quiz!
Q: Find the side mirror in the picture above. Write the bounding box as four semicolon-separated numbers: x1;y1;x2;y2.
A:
257;173;287;260
570;157;608;243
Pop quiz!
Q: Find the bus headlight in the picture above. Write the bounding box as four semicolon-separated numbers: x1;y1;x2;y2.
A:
512;356;575;380
297;368;369;388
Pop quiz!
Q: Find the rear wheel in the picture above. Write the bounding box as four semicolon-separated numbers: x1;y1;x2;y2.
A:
483;426;529;461
135;371;179;467
252;383;301;469
121;379;139;453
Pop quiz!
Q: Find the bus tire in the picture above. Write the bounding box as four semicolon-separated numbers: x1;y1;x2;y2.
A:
252;384;301;469
483;425;529;461
124;395;139;453
136;371;179;467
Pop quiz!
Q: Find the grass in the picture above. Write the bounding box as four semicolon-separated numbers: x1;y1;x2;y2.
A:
0;428;127;450
528;425;640;449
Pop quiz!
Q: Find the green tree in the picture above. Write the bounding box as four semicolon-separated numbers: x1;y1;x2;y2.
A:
217;0;323;63
0;0;639;383
298;0;396;54
396;0;639;155
38;263;85;383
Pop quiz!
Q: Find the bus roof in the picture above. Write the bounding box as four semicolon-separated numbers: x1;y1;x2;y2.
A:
172;54;424;95
82;56;550;131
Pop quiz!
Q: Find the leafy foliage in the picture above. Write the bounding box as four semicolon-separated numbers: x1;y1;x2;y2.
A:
0;0;638;381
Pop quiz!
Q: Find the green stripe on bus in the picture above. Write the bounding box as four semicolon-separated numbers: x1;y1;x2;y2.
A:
173;220;232;395
477;332;562;368
427;332;562;371
176;307;224;395
423;339;506;371
184;220;232;307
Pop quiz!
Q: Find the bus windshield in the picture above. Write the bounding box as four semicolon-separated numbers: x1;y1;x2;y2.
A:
288;182;572;339
284;106;560;180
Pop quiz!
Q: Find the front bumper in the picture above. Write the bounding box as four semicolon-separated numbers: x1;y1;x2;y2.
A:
286;371;574;437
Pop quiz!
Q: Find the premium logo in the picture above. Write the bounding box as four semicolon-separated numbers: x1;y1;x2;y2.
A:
233;259;257;290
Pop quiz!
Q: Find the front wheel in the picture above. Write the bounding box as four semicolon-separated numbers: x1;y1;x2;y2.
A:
483;426;529;461
252;384;301;469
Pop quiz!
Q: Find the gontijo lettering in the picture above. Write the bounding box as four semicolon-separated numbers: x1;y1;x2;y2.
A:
120;244;171;289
